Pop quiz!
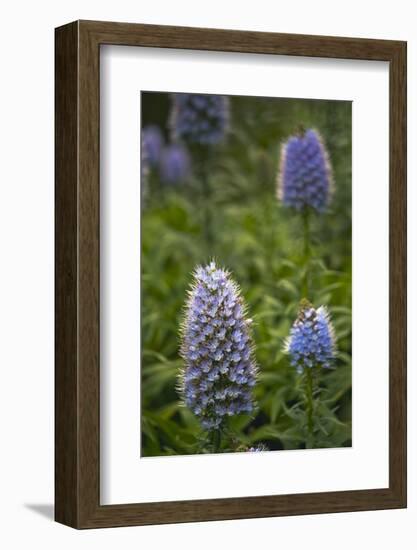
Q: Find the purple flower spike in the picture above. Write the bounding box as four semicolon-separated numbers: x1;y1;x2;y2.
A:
170;93;229;146
159;144;191;185
284;299;336;373
142;125;164;167
179;262;257;430
140;136;150;203
277;128;334;213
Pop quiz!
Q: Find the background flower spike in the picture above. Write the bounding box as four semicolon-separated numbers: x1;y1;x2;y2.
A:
159;143;191;185
277;128;334;213
170;93;230;146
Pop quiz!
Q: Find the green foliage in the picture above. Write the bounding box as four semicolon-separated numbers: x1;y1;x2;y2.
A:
141;94;352;456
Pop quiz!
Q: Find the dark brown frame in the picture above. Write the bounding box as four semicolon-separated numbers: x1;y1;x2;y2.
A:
55;20;407;529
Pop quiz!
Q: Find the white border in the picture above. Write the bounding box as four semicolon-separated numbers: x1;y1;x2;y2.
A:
100;46;389;505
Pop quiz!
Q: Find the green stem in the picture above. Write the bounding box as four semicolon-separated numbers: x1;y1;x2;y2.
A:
302;208;311;298
302;209;314;448
212;428;222;453
201;162;214;254
305;367;314;448
268;199;277;289
195;145;214;256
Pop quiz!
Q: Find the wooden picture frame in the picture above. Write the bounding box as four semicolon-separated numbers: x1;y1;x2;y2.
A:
55;20;407;529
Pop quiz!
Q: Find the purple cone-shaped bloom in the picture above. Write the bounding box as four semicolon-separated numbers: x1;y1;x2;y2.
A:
285;299;336;373
170;93;229;145
159;144;191;185
277;128;333;213
142;125;164;167
179;262;257;430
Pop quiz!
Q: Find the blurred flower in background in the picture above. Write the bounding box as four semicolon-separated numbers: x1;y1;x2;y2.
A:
248;444;269;452
179;262;257;431
159;143;191;185
284;299;336;373
142;125;164;167
140;133;150;204
141;138;149;181
170;93;230;145
277;128;333;212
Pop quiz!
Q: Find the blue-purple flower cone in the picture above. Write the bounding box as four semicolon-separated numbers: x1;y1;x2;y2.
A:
159;144;191;185
142;125;164;167
180;262;257;430
278;129;333;212
285;301;336;373
170;94;229;145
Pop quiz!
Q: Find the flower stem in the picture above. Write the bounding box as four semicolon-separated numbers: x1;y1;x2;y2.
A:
201;163;214;253
195;145;214;255
302;208;311;298
303;210;314;448
305;367;314;448
212;428;222;453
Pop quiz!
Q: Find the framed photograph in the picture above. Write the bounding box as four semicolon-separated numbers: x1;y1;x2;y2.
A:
55;20;406;528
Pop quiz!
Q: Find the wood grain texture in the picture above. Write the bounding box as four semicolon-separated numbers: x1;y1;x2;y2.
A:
55;20;407;529
388;41;407;504
55;21;79;527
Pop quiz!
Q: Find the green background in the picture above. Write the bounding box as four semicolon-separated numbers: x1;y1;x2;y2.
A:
141;93;352;456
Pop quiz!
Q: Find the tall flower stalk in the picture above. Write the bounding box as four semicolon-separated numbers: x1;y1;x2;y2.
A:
278;127;335;448
170;94;229;254
278;127;333;297
179;262;257;453
285;300;336;447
